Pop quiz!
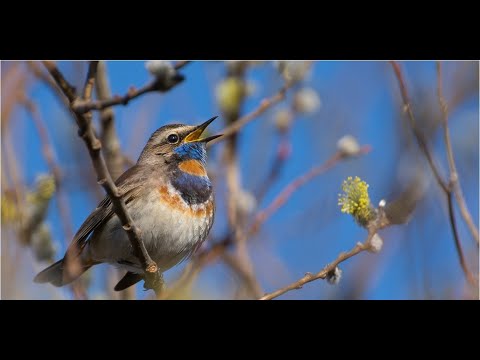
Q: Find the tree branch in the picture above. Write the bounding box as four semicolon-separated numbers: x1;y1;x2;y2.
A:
71;61;188;114
20;98;74;241
389;61;477;288
389;61;449;193
95;61;135;300
42;61;162;294
436;61;479;245
260;209;391;300
260;242;368;300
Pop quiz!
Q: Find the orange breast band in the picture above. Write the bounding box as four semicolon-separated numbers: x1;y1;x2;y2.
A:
178;160;207;177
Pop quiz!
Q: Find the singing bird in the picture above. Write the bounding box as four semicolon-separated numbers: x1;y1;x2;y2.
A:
34;116;221;291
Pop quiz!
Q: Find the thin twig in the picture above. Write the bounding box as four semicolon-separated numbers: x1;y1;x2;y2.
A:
436;61;479;245
26;61;71;110
446;192;477;286
211;84;291;144
42;61;162;294
95;61;135;300
260;242;368;300
389;61;476;287
221;66;263;298
71;60;187;114
251;146;372;235
174;60;191;70
260;210;391;300
20;98;74;241
389;61;449;193
95;61;124;180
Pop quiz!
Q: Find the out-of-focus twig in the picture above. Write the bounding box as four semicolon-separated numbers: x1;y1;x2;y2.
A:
211;84;292;145
255;134;291;201
251;146;372;234
221;64;263;298
1;62;24;133
95;61;124;181
95;61;135;300
389;61;448;192
42;61;163;295
27;61;70;110
173;60;191;70
436;61;479;245
20;98;74;242
389;61;477;287
157;236;231;299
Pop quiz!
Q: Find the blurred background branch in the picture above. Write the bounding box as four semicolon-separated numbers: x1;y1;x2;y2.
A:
390;61;477;288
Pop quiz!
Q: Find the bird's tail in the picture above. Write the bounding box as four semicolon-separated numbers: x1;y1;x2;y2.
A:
34;257;92;287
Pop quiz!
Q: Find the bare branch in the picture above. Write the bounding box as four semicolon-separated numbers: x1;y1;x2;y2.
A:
95;61;124;180
436;61;479;245
389;61;449;193
389;61;477;287
446;192;477;287
70;60;187;114
260;210;391;300
173;60;191;70
42;61;162;294
42;61;77;103
95;61;135;299
20;98;74;241
260;242;368;300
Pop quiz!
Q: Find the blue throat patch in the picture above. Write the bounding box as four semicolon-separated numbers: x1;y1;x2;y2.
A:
172;142;212;204
174;142;207;165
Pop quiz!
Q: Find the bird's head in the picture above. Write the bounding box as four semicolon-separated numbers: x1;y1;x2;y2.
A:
138;116;221;168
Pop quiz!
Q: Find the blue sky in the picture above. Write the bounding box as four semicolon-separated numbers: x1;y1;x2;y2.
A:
4;60;478;299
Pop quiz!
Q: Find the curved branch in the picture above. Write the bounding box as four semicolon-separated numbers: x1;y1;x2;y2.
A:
260;241;369;300
436;61;479;245
250;146;371;234
389;61;477;287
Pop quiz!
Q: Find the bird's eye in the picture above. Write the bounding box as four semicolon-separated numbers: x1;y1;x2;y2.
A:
167;133;179;144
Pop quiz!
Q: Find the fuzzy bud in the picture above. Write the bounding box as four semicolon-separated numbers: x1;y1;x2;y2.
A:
145;61;184;90
236;189;257;216
326;266;343;285
275;61;311;84
145;60;175;78
216;77;246;117
293;87;321;114
337;135;360;157
368;233;384;253
274;108;293;133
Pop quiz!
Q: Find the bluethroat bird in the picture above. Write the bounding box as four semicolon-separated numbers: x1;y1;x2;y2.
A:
34;116;221;291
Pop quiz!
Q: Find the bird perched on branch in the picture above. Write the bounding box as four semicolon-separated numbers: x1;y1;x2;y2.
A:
34;116;221;292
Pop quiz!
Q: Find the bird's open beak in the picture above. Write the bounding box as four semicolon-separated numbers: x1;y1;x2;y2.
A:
184;116;222;143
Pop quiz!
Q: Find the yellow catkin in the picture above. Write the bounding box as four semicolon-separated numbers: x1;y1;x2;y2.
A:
338;176;374;226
